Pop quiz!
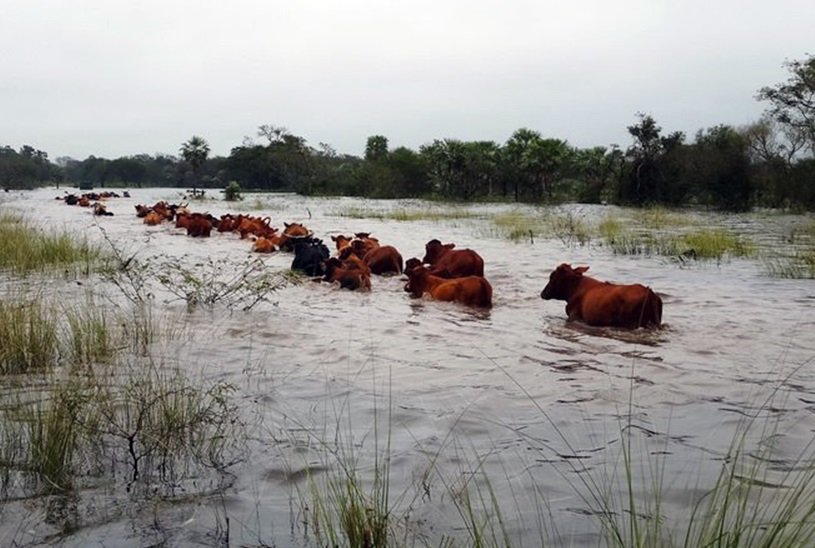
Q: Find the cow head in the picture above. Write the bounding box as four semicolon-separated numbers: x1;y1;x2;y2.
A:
405;264;432;298
403;257;424;292
540;263;589;300
422;239;455;264
331;234;353;252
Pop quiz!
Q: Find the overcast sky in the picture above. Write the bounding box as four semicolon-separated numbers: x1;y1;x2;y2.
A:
1;0;813;160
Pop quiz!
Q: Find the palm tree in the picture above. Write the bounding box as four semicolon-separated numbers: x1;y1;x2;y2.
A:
179;136;210;194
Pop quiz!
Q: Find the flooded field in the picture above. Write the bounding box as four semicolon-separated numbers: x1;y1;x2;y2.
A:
1;187;814;546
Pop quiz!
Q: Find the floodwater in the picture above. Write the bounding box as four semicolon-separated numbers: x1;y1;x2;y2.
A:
1;187;814;546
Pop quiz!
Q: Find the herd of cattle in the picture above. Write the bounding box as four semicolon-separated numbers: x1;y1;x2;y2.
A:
57;193;663;329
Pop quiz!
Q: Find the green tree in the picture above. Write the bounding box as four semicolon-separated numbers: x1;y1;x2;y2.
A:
503;129;571;201
690;125;752;211
619;114;686;205
179;135;210;193
365;135;389;162
757;54;815;154
571;146;624;203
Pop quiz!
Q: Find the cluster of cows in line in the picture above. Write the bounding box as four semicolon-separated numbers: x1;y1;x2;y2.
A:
57;196;664;329
56;191;130;216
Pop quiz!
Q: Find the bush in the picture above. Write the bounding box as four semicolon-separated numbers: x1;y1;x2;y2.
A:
223;181;242;202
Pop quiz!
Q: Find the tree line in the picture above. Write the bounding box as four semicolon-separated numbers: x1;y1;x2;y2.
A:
3;54;814;211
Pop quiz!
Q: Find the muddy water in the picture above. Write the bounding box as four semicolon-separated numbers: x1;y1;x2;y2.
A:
1;187;814;546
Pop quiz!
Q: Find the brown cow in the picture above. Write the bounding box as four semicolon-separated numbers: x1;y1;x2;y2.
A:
331;234;354;253
278;222;311;251
422;239;484;278
363;245;403;275
323;257;371;291
186;214;213;237
338;247;372;275
143;211;163;225
540;263;662;328
253;235;281;253
406;264;492;308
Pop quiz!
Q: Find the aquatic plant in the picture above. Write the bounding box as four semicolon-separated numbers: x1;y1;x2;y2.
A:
678;228;755;260
62;295;118;368
0;211;104;276
0;294;59;375
763;248;815;279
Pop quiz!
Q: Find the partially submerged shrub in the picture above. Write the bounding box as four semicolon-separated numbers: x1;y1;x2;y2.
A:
223;181;243;202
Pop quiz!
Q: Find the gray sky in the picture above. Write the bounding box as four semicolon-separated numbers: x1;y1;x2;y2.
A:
2;0;813;160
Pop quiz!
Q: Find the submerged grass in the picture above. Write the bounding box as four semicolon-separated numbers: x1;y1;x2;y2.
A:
0;211;105;276
0;301;242;508
764;245;815;278
601;226;755;260
328;205;482;222
0;295;59;375
63;295;118;368
633;206;696;229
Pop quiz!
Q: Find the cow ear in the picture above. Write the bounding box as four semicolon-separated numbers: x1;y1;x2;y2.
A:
574;266;590;275
330;235;337;241
284;222;290;228
446;243;456;250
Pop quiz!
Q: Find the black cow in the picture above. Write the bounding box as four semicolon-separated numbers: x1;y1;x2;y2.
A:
291;238;330;276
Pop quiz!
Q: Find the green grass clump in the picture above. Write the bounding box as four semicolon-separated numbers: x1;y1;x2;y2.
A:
23;388;83;492
63;297;118;368
678;229;755;260
603;228;754;260
598;216;624;241
492;211;546;241
549;212;592;246
0;212;105;276
0;296;59;375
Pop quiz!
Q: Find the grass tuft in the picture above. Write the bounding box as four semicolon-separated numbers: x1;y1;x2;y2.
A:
0;211;105;276
0;295;59;375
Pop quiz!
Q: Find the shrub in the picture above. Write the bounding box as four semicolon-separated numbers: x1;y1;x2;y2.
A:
223;181;242;202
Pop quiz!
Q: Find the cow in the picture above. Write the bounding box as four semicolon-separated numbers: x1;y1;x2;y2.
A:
539;263;662;328
363;245;403;275
338;246;372;275
186;214;213;237
143;211;163;225
422;239;485;278
218;213;241;233
351;233;380;257
291;239;330;276
330;234;354;253
92;202;114;216
252;235;280;253
406;264;492;308
278;222;312;252
323;257;372;291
